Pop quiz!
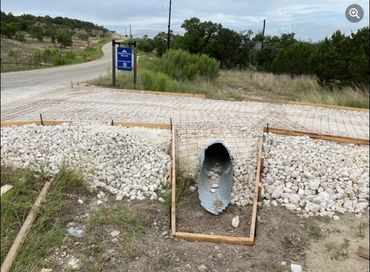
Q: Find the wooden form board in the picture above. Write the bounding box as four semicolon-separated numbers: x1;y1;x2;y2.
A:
0;120;72;127
356;246;369;260
263;127;369;145
1;185;13;196
244;98;369;112
1;120;171;130
171;128;265;246
1;182;51;272
110;87;206;98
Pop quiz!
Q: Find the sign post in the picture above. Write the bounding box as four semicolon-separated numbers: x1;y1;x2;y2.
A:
112;39;116;86
111;39;137;88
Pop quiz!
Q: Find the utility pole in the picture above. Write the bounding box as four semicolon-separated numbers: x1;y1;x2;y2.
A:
125;26;127;37
167;0;172;50
129;25;132;39
261;19;266;50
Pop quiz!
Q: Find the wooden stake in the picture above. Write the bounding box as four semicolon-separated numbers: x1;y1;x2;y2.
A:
170;124;176;236
250;129;264;239
1;182;51;272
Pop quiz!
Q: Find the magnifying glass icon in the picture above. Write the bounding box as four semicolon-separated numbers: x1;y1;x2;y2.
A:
349;7;360;19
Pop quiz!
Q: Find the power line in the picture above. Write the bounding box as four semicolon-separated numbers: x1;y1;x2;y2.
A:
159;0;167;16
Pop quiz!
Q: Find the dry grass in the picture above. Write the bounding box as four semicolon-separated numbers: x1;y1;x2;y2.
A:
93;53;369;108
217;70;369;108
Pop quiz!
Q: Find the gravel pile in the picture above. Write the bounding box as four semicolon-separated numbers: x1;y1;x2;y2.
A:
262;133;369;218
1;123;171;201
231;157;257;206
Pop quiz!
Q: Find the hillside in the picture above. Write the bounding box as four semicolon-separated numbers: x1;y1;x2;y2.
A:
0;12;114;72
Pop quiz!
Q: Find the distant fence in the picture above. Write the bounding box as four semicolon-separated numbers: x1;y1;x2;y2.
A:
1;54;54;70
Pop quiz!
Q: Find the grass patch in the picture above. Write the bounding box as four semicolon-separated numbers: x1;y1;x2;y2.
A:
1;165;88;271
161;174;195;209
175;175;195;207
356;222;366;238
325;239;350;260
88;205;150;257
1;166;47;264
300;221;323;243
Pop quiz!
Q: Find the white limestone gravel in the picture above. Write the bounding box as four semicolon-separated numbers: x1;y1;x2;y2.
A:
261;133;369;218
1;122;171;201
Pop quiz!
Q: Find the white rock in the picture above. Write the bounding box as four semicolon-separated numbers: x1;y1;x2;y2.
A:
289;194;300;204
272;187;283;199
189;186;197;192
198;264;207;272
291;264;302;272
308;179;320;191
231;216;240;228
67;257;81;270
110;230;120;237
67;227;84;239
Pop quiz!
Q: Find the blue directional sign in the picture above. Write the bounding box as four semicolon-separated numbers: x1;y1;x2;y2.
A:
117;47;132;71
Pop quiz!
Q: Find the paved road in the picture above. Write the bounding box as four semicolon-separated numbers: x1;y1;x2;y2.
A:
1;42;111;108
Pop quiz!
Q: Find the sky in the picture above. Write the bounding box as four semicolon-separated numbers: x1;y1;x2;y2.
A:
1;0;369;41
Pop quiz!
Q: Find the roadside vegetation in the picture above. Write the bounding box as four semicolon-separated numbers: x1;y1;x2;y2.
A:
94;17;368;108
94;49;369;108
1;12;113;72
0;165;89;271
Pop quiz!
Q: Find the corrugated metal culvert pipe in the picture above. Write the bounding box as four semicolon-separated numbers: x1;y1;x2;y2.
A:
198;140;234;215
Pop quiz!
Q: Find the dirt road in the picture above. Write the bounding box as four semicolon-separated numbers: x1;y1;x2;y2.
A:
0;42;111;108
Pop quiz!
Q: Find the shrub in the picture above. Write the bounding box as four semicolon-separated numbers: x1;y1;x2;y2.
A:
140;69;172;91
14;31;26;42
56;29;73;47
155;49;219;81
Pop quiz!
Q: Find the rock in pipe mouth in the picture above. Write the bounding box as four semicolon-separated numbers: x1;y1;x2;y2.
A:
198;140;234;215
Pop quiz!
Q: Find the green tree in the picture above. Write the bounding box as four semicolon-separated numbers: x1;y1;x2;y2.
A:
272;43;315;75
1;22;21;38
310;31;352;84
30;25;44;41
180;17;221;54
56;29;73;47
153;32;168;56
44;26;57;44
348;27;369;86
137;36;154;52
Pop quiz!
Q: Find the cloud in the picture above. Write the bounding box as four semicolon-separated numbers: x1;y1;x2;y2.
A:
1;0;368;41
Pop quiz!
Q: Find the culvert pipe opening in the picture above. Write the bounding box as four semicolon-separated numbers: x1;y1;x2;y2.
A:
198;141;234;215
